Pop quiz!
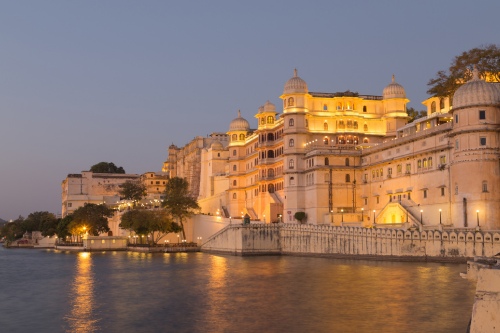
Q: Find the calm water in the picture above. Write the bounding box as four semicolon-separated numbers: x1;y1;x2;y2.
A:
0;247;475;333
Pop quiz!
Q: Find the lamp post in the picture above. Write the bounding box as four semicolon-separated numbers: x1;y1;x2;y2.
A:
476;210;480;228
420;210;423;225
439;209;442;225
341;209;344;223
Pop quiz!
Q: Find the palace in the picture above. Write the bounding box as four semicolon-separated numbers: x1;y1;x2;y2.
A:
166;68;500;230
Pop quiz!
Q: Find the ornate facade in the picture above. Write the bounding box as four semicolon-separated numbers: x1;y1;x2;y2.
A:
166;68;500;230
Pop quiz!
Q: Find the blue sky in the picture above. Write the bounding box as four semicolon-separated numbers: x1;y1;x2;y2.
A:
0;1;499;220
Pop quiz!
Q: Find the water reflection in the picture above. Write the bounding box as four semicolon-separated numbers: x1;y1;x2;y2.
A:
65;252;99;332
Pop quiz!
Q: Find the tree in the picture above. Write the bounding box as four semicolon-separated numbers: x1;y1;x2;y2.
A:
406;107;427;123
90;162;125;174
118;180;146;205
0;216;24;242
21;211;58;236
294;212;307;224
69;203;114;236
120;209;181;244
56;215;73;240
427;44;500;98
161;177;200;240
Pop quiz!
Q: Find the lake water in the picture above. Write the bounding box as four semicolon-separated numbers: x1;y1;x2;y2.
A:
0;247;476;333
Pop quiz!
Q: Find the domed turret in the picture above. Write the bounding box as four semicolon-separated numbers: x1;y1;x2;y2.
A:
263;100;276;113
283;69;308;94
229;110;250;131
211;141;223;150
453;67;500;109
383;75;406;99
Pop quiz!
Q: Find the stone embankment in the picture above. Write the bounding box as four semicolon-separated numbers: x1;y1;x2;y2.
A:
202;224;500;262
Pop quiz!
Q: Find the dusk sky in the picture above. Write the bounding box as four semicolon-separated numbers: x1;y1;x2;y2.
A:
0;1;499;220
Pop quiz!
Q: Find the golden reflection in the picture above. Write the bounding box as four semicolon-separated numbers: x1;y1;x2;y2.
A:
209;255;228;286
65;252;98;332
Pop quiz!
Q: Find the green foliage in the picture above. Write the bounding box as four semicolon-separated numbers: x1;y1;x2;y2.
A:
120;209;181;244
22;211;58;236
56;215;73;240
69;203;114;236
118;180;146;203
0;216;24;242
294;212;306;223
406;107;427;123
161;177;200;240
427;44;500;98
90;162;125;174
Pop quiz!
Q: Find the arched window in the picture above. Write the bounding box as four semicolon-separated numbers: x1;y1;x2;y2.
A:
338;120;345;129
353;121;358;129
268;184;275;193
417;160;422;169
325;157;329;166
267;150;274;158
338;136;345;144
423;158;428;168
232;193;237;199
233;165;237;171
324;122;328;131
260;118;265;124
289;139;295;147
346;135;352;144
289;177;295;185
440;98;445;109
428;157;433;168
353;136;359;144
217;153;220;157
323;137;329;145
363;138;369;143
233;150;237;156
337;102;342;110
363;106;367;112
232;134;237;141
482;181;488;192
347;120;353;129
268;169;275;177
288;97;294;106
345;174;351;182
345;158;349;166
289;159;294;169
289;118;294;127
239;134;245;140
431;101;436;113
363;124;368;131
323;104;328;111
267;116;274;124
233;180;237;186
267;133;274;141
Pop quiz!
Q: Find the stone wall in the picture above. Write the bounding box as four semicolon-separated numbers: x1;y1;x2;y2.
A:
202;223;500;260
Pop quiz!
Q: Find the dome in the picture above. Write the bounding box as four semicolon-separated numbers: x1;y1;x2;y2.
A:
229;110;250;131
453;67;500;109
257;105;264;114
263;100;276;113
211;141;223;150
383;75;406;99
283;69;308;94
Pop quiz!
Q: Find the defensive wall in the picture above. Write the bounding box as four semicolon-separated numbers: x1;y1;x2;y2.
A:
201;223;500;261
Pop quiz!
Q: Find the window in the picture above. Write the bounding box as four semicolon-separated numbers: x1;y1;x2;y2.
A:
347;120;353;129
363;124;368;131
323;137;329;145
388;167;392;175
305;119;309;127
289;139;295;147
417;160;422;169
345;158;349;166
233;193;237;199
233;165;237;171
440;155;446;164
406;163;411;173
232;134;237;141
423;158;428;168
363;138;369;143
423;190;427;199
233;150;237;156
455;115;459;124
482;181;488;192
397;164;402;173
324;122;328;131
67;202;72;208
479;110;485;120
324;173;330;183
431;101;436;113
345;174;350;182
289;159;294;169
455;184;458;195
267;116;274;124
376;196;379;204
338;120;345;129
268;169;274;177
440;187;445;196
428;157;433;168
363;106;367;112
480;137;487;146
288;97;295;106
289;118;294;126
289;177;295;185
439;98;445;109
353;121;358;129
455;140;459;150
325;157;329;166
323;104;328;111
260;118;265;124
233;180;237;186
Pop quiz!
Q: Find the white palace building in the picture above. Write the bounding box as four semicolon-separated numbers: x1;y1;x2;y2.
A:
165;68;500;230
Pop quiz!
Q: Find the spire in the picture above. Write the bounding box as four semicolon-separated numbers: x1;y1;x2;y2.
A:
392;74;395;83
472;65;480;81
238;109;241;118
294;68;298;77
